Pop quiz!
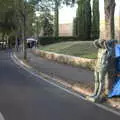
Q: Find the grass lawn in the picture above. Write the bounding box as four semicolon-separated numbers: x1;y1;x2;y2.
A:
39;41;98;59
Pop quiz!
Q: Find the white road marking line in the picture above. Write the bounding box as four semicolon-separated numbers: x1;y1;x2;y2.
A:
11;52;120;117
0;112;5;120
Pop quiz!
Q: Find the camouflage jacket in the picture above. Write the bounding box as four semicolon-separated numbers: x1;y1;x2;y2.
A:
94;40;115;71
95;48;109;71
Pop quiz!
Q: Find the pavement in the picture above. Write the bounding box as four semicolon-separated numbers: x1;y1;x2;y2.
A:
0;49;120;120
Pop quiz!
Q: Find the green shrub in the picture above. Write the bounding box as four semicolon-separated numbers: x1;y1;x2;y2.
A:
38;36;90;45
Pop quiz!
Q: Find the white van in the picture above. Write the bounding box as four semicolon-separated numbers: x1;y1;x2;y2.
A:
26;38;38;48
0;42;7;49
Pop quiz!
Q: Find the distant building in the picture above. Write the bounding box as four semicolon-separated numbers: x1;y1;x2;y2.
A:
59;17;120;39
59;23;72;36
59;0;120;39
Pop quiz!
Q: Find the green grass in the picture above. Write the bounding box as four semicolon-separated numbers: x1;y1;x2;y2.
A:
39;41;98;59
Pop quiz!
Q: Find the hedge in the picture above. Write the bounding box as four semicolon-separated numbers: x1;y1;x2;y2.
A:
38;36;91;45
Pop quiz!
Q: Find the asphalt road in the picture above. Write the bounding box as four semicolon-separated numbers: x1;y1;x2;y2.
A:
0;50;119;120
27;50;94;85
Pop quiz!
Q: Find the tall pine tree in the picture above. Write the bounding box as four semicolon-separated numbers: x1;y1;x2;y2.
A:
91;0;100;39
75;0;91;40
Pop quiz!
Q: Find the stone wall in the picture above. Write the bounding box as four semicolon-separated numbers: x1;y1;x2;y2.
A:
32;49;96;70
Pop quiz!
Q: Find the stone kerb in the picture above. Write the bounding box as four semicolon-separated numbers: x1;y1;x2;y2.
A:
32;48;96;70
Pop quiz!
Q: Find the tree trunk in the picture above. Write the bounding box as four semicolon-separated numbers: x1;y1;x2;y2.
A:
23;15;27;60
104;0;116;95
15;34;18;51
73;17;77;36
2;33;5;42
54;0;59;37
14;0;19;52
21;0;27;60
104;0;115;40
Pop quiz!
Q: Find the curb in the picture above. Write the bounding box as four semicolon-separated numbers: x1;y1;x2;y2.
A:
32;49;96;70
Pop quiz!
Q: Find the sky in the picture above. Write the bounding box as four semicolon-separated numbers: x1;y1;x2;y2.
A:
59;0;120;24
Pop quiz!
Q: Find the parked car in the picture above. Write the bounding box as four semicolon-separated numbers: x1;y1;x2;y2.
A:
0;42;7;49
26;38;38;48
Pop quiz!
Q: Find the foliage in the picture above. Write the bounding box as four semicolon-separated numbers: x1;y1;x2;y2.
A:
75;0;91;40
73;0;100;40
35;0;76;37
38;11;54;36
38;36;89;45
0;0;15;36
91;0;100;39
0;0;35;40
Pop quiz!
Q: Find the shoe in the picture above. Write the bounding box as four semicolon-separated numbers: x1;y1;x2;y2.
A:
88;94;96;98
93;96;107;103
95;97;107;103
86;96;96;102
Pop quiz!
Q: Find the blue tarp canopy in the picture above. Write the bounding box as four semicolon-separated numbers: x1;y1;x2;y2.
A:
108;44;120;97
108;44;120;98
115;44;120;58
108;77;120;98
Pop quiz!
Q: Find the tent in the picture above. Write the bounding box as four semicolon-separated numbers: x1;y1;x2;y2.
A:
26;38;37;48
26;38;37;43
108;44;120;97
108;77;120;97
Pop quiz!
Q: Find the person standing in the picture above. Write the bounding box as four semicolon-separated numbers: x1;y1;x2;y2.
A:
86;39;117;102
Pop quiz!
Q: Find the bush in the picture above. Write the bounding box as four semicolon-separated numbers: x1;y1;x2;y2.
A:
38;36;85;45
